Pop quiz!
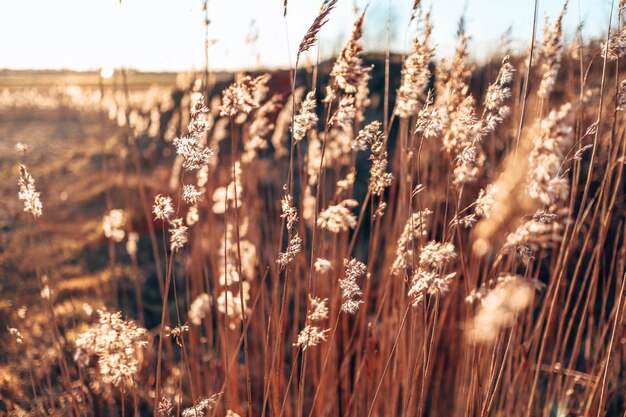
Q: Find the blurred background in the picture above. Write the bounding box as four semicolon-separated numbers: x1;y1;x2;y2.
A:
1;1;624;416
0;0;616;72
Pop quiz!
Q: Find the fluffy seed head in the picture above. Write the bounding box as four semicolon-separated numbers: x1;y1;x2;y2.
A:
188;293;212;326
169;218;189;252
74;310;147;388
173;136;214;171
18;164;43;218
292;91;318;141
153;194;174;221
219;74;269;117
340;258;366;314
102;209;126;242
182;184;203;204
330;11;371;94
317;199;358;233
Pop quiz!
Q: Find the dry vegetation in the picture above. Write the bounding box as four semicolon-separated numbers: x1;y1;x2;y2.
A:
2;1;626;416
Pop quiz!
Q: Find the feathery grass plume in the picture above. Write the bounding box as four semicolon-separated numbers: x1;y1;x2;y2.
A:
181;394;220;417
478;105;574;259
217;283;250;330
443;95;479;154
173;93;214;171
273;87;305;157
153;194;174;221
277;234;302;271
173;135;214;171
453;142;483;185
283;0;287;16
182;184;203;204
244;94;282;163
158;398;174;417
466;275;536;343
340;259;366;314
218;74;269;117
618;79;626;111
409;0;421;23
454;213;478;229
445;96;485;185
295;325;330;351
74;309;147;388
503;207;569;256
418;241;457;271
527;102;574;205
169;218;188;252
314;257;333;273
18;164;42;218
187;94;210;137
537;1;567;98
307;295;329;321
330;95;357;130
408;241;456;307
317;199;358;233
571;144;593;161
280;193;298;230
354;120;378;150
335;168;356;196
436;33;472;111
295;296;329;350
602;26;626;61
434;35;489;186
391;209;432;275
358;121;393;196
414;92;444;139
297;0;339;56
188;293;211;325
292;90;318;141
482;55;515;134
329;9;371;94
474;184;498;219
373;201;387;219
102;209;126;242
395;9;433;118
164;323;189;347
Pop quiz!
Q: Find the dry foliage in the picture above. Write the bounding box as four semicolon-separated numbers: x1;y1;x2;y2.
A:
1;3;626;417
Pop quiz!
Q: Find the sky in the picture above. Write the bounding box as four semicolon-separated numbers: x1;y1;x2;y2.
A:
0;0;617;72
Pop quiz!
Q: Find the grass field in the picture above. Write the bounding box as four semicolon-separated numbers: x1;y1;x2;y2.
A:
2;1;626;417
0;69;178;88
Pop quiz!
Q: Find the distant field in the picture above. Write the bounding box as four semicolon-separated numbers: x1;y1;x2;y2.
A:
0;69;178;88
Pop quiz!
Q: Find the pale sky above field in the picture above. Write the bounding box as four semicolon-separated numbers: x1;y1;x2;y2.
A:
0;0;617;72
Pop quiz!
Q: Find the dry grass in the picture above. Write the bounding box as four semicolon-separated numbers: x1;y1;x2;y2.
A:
1;3;625;417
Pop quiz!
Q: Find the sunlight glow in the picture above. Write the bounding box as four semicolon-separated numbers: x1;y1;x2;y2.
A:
0;0;613;71
100;66;115;79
